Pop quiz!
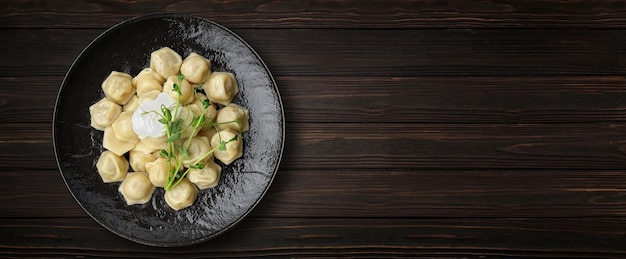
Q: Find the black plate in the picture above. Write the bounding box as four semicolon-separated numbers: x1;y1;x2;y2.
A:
53;13;284;247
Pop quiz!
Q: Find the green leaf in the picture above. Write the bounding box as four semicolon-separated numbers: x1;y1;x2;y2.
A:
177;145;189;160
159;149;169;158
172;83;182;95
161;106;172;121
166;132;180;143
202;99;211;109
177;73;185;82
191;115;205;128
189;163;204;169
218;141;227;151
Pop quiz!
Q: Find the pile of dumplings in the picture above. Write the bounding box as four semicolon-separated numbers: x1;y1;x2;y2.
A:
89;47;249;211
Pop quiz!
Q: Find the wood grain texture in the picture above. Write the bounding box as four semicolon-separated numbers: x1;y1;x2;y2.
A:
6;76;626;124
3;169;626;218
2;29;626;77
3;0;626;29
5;122;626;171
4;0;626;256
1;217;625;257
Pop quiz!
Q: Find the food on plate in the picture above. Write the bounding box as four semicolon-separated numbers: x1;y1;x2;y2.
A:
202;72;238;105
96;150;129;183
89;47;248;210
119;172;156;205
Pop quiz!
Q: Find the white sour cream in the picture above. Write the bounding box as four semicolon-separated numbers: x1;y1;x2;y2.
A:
132;92;180;139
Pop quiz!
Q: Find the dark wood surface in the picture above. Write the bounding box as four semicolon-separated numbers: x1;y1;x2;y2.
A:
3;0;626;257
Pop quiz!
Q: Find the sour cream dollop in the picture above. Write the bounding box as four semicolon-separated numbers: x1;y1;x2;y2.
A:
132;92;180;139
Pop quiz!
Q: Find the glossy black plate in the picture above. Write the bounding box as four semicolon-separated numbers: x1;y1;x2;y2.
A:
53;13;284;247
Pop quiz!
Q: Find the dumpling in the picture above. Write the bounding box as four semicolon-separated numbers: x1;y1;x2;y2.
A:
188;93;217;122
210;129;243;165
150;47;182;79
145;157;171;187
163;75;194;104
89;97;122;130
132;68;164;97
102;126;136;156
216;103;249;133
180;52;211;84
123;95;140;112
182;136;212;167
202;72;238;105
188;160;221;189
129;148;156;172
141;136;168;151
111;111;139;143
175;105;198;139
101;71;135;105
164;178;198;211
118;172;155;205
96;150;128;183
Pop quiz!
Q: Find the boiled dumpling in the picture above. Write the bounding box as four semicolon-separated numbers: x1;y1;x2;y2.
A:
202;72;238;105
101;71;135;105
216;103;249;133
96;150;128;183
141;136;168;151
163;75;194;104
182;136;212;167
89;97;122;130
180;52;211;84
145;157;171;187
118;172;155;205
132;68;164;97
210;129;243;165
188;93;217;122
188;160;221;189
102;126;136;156
123;95;140;112
164;178;198;211
150;47;182;79
111;111;139;143
129;147;156;172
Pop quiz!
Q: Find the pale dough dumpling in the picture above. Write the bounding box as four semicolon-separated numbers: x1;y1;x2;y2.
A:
188;160;222;189
210;129;243;165
89;97;122;130
118;172;155;205
103;126;136;156
145;157;171;187
101;71;135;105
150;47;182;79
96;150;129;183
132;68;163;97
111;111;139;143
129;148;156;172
141;136;168;151
182;136;212;167
216;103;249;132
180;52;211;84
123;95;140;113
164;178;198;211
188;93;217;122
163;75;194;104
202;72;238;105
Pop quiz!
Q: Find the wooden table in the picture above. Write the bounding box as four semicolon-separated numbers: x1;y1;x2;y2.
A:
3;1;626;257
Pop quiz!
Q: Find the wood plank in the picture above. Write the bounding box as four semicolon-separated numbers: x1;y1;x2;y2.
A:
3;169;626;218
1;217;625;257
7;76;626;124
2;29;626;77
5;122;626;171
278;76;626;124
3;0;626;29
